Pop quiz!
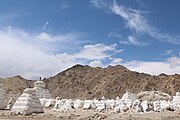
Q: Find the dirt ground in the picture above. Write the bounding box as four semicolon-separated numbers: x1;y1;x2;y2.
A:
0;109;180;120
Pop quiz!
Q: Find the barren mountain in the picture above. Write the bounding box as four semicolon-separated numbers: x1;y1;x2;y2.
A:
0;75;33;98
44;64;180;99
1;64;180;99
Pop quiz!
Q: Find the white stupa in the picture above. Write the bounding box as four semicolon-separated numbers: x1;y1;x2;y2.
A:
34;80;51;99
141;100;154;112
106;99;115;110
121;91;137;108
53;97;65;111
74;99;84;109
34;80;54;107
11;88;44;115
171;92;180;109
132;99;143;112
83;100;96;109
114;99;129;113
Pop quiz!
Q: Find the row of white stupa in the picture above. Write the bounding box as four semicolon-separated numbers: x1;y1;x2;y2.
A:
52;92;180;113
0;80;180;115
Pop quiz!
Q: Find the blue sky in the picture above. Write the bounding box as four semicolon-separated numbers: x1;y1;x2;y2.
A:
0;0;180;79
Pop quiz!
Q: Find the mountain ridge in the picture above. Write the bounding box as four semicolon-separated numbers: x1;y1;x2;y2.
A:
44;64;180;99
0;64;180;99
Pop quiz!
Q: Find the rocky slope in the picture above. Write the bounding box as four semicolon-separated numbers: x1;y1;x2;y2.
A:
44;64;180;99
1;64;180;99
0;75;33;98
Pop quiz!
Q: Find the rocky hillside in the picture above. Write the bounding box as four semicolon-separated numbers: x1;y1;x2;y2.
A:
44;64;180;99
0;75;33;98
1;64;180;99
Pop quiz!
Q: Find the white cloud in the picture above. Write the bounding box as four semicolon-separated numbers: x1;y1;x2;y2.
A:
167;56;180;68
75;43;121;60
89;60;104;67
108;32;122;38
90;0;109;9
136;0;145;7
111;2;149;33
123;56;180;75
91;0;180;45
43;21;49;31
0;27;123;79
110;1;180;44
36;32;52;41
127;35;146;46
36;32;82;43
51;1;71;13
0;28;82;79
162;50;173;56
0;30;58;79
60;1;71;9
0;14;18;21
120;40;130;45
110;58;123;66
165;50;173;55
149;31;180;45
120;35;147;46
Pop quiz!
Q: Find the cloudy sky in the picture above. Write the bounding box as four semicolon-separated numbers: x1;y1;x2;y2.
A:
0;0;180;79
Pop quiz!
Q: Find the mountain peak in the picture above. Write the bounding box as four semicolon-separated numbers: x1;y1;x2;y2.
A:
12;75;24;79
44;64;180;99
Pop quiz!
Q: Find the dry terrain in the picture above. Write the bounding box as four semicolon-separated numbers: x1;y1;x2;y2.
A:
0;109;180;120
